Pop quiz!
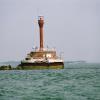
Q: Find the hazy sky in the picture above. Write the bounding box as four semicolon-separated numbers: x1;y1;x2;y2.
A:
0;0;100;62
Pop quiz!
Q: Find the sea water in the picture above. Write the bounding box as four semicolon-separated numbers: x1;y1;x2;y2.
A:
0;63;100;100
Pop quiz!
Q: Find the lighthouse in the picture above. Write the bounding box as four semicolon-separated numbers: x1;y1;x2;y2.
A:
38;16;44;51
18;16;64;69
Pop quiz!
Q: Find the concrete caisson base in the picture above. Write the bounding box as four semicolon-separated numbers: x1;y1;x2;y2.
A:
17;62;64;70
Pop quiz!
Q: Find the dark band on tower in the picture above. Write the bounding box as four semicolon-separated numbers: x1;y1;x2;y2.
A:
38;16;44;51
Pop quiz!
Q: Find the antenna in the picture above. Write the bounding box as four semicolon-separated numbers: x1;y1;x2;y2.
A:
33;17;38;50
60;52;64;59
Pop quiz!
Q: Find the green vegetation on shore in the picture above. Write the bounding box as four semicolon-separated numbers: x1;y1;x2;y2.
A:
0;65;12;70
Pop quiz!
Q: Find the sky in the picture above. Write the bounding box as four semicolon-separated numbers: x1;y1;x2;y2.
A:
0;0;100;62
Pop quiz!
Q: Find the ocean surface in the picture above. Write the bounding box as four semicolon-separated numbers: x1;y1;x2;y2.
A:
0;62;100;100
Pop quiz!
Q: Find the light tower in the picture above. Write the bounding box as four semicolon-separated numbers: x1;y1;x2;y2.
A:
38;16;44;51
